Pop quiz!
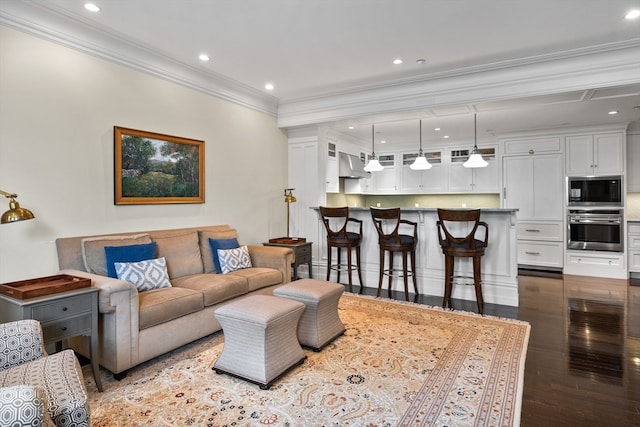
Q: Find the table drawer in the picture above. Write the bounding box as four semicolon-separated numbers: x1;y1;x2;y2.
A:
517;240;563;267
42;314;92;343
517;222;563;241
31;293;93;322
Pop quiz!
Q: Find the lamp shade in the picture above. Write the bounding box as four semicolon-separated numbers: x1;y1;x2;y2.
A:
410;155;432;170
364;157;384;172
463;151;489;168
1;198;35;224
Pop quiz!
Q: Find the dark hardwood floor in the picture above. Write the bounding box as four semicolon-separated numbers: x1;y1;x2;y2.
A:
343;274;640;427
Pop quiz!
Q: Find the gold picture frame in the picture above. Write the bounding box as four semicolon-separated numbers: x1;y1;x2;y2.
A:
114;126;204;205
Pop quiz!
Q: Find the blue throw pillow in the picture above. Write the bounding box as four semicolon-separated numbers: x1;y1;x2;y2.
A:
208;238;239;273
104;242;157;278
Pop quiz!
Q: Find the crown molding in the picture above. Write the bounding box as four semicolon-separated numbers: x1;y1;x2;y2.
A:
277;40;640;128
0;0;279;116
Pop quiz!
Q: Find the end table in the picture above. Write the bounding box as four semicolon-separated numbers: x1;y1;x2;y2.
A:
0;282;103;392
263;240;313;281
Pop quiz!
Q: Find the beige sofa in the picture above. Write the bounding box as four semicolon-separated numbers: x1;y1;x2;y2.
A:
55;225;293;378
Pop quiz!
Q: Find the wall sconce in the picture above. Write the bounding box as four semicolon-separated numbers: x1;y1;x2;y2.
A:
284;188;296;238
0;189;35;224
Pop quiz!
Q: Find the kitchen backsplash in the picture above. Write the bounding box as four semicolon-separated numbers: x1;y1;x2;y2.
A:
326;193;500;209
628;193;640;219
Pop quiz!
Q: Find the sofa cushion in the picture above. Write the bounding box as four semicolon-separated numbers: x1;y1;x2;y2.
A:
172;273;249;306
115;257;172;292
218;246;252;274
0;385;54;427
208;238;239;273
228;267;284;292
199;229;238;273
104;242;157;278
138;287;204;330
154;231;203;279
82;233;152;276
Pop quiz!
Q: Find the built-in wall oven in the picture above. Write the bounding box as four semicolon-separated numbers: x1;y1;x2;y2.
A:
567;209;624;252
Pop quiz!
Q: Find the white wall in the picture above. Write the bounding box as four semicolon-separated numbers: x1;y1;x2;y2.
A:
0;27;288;282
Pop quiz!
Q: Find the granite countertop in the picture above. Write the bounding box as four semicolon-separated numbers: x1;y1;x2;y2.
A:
312;206;518;213
629;219;640;222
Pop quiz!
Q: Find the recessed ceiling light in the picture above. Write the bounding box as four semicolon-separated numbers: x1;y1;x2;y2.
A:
434;127;441;131
265;83;274;91
84;3;100;12
608;110;619;115
393;59;403;65
348;126;355;130
198;54;210;62
625;9;640;19
443;135;450;139
416;59;426;65
380;140;387;144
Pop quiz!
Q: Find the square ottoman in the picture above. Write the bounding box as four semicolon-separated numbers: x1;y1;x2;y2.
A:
213;294;306;390
273;278;346;351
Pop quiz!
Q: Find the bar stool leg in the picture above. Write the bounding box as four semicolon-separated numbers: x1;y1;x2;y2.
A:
356;246;364;294
346;245;353;293
402;250;409;301
336;247;342;284
443;255;454;310
377;248;385;297
326;245;332;281
410;249;418;297
473;255;484;315
387;251;394;298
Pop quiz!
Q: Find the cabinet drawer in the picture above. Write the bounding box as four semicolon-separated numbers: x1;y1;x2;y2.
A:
629;222;640;235
31;293;93;322
566;252;622;267
503;137;562;155
630;250;640;272
517;222;563;241
517;241;563;267
41;314;92;343
629;234;640;250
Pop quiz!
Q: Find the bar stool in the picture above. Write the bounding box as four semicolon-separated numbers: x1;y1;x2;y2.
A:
370;207;418;301
436;208;489;314
319;206;364;293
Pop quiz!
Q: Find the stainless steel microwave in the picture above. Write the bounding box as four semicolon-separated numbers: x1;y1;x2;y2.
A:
567;176;623;206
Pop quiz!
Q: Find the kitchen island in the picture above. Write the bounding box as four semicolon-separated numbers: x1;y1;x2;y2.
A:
311;207;519;307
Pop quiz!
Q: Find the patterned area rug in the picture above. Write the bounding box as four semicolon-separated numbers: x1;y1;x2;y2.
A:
85;294;530;426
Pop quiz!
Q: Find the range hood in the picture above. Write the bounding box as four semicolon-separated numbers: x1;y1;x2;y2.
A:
339;152;371;179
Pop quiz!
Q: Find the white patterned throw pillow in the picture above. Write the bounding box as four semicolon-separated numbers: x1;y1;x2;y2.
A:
114;257;172;291
217;246;252;274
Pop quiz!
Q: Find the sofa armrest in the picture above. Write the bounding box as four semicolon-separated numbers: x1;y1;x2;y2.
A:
0;320;46;370
59;269;137;314
0;385;53;427
246;245;294;283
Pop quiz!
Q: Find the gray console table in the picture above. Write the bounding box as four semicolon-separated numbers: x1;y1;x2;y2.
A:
0;287;103;392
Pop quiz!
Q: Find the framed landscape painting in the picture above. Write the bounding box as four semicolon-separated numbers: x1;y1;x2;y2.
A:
114;126;204;205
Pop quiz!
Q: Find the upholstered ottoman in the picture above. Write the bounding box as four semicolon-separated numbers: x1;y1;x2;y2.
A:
273;278;345;351
213;294;306;390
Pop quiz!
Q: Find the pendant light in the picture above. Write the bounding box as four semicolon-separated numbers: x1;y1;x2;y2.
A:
463;113;488;168
410;119;432;170
364;124;384;172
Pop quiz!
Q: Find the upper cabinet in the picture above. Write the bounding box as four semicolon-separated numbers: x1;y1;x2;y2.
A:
565;132;624;176
448;146;499;193
325;141;339;193
399;150;445;193
627;131;640;192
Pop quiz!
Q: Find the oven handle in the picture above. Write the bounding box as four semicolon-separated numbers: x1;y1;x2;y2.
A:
568;218;621;224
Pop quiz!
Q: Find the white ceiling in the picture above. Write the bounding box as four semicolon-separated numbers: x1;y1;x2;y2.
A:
4;0;640;147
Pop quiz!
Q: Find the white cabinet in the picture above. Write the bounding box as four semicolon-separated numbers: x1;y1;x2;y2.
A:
627;132;640;192
502;147;564;269
447;146;499;193
399;150;445;193
325;141;339;193
629;222;640;273
566;132;624;176
371;153;397;193
503;154;564;220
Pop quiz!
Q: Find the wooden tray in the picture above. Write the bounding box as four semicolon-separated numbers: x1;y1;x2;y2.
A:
268;237;307;244
0;274;91;300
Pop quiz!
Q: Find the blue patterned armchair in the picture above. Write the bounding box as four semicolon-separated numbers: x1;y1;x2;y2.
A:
0;319;90;427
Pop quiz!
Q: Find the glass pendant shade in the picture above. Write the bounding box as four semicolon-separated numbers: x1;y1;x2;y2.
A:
410;120;432;170
364;124;385;172
463;114;488;168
